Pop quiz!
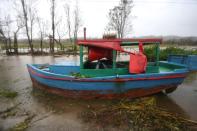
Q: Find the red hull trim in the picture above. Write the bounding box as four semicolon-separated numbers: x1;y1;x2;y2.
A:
31;77;177;99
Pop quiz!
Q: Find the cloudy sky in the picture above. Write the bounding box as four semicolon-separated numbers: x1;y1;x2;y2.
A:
0;0;197;38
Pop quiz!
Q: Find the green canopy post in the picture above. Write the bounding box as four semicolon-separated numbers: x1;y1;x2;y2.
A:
80;45;84;69
155;43;160;66
112;50;117;69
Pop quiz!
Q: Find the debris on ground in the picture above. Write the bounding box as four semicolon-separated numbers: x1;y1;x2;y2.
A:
0;103;21;119
79;97;197;131
8;114;35;131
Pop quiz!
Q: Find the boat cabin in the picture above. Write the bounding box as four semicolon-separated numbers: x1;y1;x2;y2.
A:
77;39;162;77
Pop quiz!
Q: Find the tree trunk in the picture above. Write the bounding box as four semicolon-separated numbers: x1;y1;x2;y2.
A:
51;0;55;54
4;39;9;55
14;33;18;55
21;0;34;54
58;37;63;50
49;35;52;53
8;38;12;52
73;32;77;52
40;34;43;54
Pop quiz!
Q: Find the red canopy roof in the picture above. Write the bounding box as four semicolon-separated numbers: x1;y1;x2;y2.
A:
78;41;123;51
77;38;162;52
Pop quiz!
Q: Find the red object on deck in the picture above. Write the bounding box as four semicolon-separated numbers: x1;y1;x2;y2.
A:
88;47;112;61
139;42;144;53
129;53;147;74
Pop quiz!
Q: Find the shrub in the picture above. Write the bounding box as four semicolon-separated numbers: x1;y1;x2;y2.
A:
144;46;197;61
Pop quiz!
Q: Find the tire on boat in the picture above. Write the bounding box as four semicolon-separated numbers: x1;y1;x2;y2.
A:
164;86;178;94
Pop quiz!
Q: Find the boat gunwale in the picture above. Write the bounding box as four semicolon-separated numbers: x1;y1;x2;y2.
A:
27;63;188;82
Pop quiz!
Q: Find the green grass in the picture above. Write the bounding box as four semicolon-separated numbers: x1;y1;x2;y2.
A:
0;89;18;98
0;40;74;50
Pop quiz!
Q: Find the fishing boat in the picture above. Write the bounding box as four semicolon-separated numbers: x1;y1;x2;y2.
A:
27;36;189;99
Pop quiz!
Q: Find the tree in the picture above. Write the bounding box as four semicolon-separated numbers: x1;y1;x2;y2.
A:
5;16;11;52
73;1;81;51
56;20;65;51
11;1;26;55
28;7;36;44
64;1;82;51
0;17;9;54
106;0;133;38
65;4;72;44
50;0;55;54
0;14;13;54
20;0;35;54
13;16;24;54
4;15;12;53
36;17;48;54
0;22;4;40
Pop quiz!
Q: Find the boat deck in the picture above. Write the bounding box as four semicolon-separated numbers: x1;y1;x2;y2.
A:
159;66;172;72
35;60;187;78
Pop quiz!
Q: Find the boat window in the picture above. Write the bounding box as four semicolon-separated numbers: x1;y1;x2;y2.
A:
117;46;139;62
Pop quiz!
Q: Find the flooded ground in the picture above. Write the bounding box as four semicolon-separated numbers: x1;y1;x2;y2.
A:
0;55;196;131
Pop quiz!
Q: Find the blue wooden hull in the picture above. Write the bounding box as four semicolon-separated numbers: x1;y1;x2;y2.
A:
27;62;188;99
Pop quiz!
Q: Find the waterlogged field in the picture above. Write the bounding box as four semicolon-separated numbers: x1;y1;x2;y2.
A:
0;55;196;131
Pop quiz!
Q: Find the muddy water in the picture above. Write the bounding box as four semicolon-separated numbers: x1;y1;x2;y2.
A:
0;55;196;131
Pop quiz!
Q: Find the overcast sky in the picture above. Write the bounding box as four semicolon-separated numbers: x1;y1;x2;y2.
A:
0;0;197;38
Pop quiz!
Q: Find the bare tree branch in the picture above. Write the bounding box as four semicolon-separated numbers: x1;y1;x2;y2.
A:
20;0;34;54
106;0;133;38
64;3;72;43
73;0;82;50
50;0;55;53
